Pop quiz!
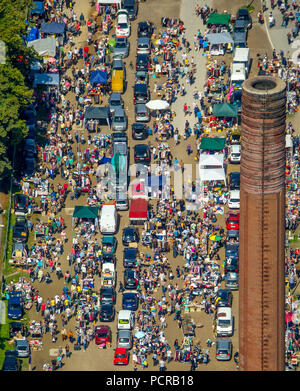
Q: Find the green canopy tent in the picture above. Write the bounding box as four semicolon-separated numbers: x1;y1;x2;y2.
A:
200;137;226;151
72;206;100;228
206;13;231;28
212;102;238;118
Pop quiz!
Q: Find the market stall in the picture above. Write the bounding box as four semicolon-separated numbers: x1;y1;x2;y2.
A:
205;32;234;56
72;206;100;230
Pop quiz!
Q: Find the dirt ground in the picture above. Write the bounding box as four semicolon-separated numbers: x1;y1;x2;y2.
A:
10;0;298;374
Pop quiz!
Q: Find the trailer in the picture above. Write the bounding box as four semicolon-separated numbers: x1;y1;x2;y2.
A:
129;198;148;225
100;263;116;288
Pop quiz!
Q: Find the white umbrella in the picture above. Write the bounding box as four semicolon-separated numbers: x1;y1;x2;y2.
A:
146;100;170;110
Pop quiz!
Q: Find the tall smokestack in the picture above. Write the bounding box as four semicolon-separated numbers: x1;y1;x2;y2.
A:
239;76;286;371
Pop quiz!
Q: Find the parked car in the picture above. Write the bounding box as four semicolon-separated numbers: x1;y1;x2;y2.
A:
225;243;239;259
229;144;241;164
224;257;239;274
137;21;153;38
135;103;150;122
7;291;23;320
122;227;139;246
100;287;116;305
216;307;234;337
236;8;252;29
225;272;239;290
109;93;124;114
134;144;151;165
95;325;112;346
112;59;126;78
112;36;130;59
112;132;128;155
123;247;139;268
111;107;128;131
226;213;240;230
102;236;117;261
137;37;151;55
115;13;130;37
10;242;28;264
23;139;37;158
122;291;139;311
13;194;29;215
228;190;240;209
14;338;30;358
124;269;139;289
12;217;28;243
216;339;233;361
114;347;129;365
122;0;138;20
230;89;242;113
24;157;36;178
132;123;148;140
117;329;133;350
136;53;151;72
23;108;36;126
229;172;240;190
1;350;21;371
100;204;118;234
134;83;150;104
99;303;115;322
9;322;27;339
116;191;129;211
117;310;135;330
215;289;233;308
135;70;149;85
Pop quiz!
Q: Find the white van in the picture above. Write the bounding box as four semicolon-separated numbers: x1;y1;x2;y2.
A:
216;307;233;337
230;63;246;89
116;13;131;37
228;190;240;209
100;204;118;234
233;47;250;74
117;310;135;330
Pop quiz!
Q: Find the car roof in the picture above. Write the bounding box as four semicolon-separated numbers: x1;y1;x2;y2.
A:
118;329;131;336
235;19;246;27
134;143;148;150
113;107;125;116
230;190;240;197
118;309;132;316
137;37;150;43
95;325;110;332
136;103;147;110
216;339;232;347
110;93;122;100
134;83;147;91
137;53;149;59
231;144;241;151
237;8;249;15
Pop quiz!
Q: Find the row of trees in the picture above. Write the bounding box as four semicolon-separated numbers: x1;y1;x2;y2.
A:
0;0;39;179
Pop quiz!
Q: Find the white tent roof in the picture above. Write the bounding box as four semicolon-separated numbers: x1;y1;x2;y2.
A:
98;0;121;4
27;37;56;57
286;134;293;148
199;153;224;167
199;168;227;184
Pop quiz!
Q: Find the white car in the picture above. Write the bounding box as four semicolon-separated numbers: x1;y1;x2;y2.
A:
116;14;131;37
229;144;241;164
117;310;135;330
228;190;240;209
100;204;118;234
216;307;234;337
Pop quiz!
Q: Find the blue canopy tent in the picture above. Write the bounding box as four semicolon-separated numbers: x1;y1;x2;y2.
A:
99;156;112;164
30;1;45;15
90;70;108;84
41;22;66;35
27;26;39;42
33;73;60;88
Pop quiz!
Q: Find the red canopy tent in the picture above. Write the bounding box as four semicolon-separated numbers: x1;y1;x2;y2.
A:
129;198;148;224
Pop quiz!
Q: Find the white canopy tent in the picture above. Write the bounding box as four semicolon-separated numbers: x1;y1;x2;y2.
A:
198;153;226;185
97;0;121;5
27;37;57;57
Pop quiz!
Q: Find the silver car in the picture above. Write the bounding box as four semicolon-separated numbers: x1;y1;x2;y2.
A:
117;329;133;350
137;37;151;55
14;338;30;358
109;93;124;114
216;339;232;361
111;107;128;131
135;104;150;122
113;37;130;59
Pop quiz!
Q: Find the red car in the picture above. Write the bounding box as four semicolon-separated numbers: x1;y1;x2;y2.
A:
226;213;240;230
114;348;129;365
95;325;112;347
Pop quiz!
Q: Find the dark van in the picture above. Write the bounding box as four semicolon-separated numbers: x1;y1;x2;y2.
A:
122;0;138;20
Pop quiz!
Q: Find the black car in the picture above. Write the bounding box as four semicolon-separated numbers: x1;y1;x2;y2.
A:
137;21;153;38
134;144;151;165
123;248;139;268
23;108;36;126
236;8;252;29
134;83;150;104
100;288;116;305
215;289;233;308
122;291;139;311
12;217;28;243
99;303;115;322
136;54;151;72
13;194;29;215
24;157;36;178
224;257;239;274
9;322;27;338
132;123;148;140
225;243;239;260
122;227;139;246
124;269;139;289
230;89;242;114
229;172;240;190
2;350;21;371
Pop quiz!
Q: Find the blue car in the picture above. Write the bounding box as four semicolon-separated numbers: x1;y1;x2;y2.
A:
225;243;239;259
7;292;23;320
122;291;139;311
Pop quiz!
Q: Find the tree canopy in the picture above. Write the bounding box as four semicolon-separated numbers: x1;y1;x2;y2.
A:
0;0;37;179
